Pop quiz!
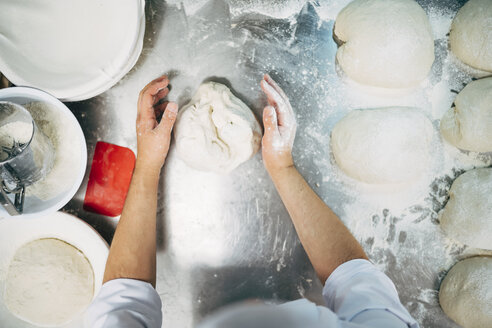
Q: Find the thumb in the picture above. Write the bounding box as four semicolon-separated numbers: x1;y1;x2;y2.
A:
157;102;178;136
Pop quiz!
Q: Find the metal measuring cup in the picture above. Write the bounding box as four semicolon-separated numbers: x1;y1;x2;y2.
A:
0;102;55;215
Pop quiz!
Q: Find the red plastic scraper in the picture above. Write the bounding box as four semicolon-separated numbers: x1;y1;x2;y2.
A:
84;142;136;217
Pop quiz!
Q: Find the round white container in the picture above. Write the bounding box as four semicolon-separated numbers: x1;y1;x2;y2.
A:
0;87;87;219
0;0;145;101
0;211;109;328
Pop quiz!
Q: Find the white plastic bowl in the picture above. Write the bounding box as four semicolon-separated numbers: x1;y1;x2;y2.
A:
0;87;87;219
0;0;145;101
0;211;109;327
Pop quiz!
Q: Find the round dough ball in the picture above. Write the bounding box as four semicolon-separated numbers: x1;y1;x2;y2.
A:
174;82;261;173
439;257;492;328
449;0;492;72
440;168;492;250
440;77;492;152
4;238;94;326
331;107;434;184
334;0;435;88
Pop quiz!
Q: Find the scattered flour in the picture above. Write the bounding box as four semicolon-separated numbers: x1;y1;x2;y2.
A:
427;6;454;40
23;102;82;200
98;1;492;326
164;0;307;18
257;1;492;325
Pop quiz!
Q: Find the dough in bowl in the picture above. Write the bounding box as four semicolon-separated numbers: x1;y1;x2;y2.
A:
449;0;492;73
174;82;261;173
439;257;492;328
334;0;435;88
331;107;434;184
4;238;94;326
440;77;492;152
440;168;492;250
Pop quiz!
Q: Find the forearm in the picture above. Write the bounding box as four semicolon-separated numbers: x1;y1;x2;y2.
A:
269;165;367;282
103;165;160;287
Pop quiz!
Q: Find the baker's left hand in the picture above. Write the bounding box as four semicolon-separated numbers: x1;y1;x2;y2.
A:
261;74;297;174
136;75;179;174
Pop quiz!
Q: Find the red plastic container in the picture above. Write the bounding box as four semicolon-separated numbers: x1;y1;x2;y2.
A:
83;142;135;217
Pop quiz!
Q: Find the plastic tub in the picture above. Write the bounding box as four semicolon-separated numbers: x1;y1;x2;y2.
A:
0;211;109;327
0;0;146;101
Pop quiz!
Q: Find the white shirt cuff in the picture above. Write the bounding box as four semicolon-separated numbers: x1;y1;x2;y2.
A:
84;278;162;328
323;259;418;328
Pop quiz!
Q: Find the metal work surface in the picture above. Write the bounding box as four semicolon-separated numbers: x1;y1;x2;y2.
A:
63;1;491;327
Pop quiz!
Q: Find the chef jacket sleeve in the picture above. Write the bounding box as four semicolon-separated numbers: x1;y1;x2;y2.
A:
322;259;419;327
84;278;162;328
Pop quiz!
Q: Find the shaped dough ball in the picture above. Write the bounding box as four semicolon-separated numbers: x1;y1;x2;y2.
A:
175;82;261;173
4;238;94;326
440;168;492;250
331;107;434;184
439;257;492;328
334;0;435;88
440;77;492;152
449;0;492;72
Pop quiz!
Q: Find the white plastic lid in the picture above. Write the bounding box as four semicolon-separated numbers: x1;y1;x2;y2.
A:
0;0;145;101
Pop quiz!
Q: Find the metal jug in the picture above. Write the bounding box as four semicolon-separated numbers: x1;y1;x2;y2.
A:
0;102;55;215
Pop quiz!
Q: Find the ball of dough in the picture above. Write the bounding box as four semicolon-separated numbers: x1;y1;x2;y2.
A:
334;0;435;88
440;77;492;152
439;257;492;328
174;82;261;173
4;238;94;326
440;168;492;250
331;107;434;184
449;0;492;72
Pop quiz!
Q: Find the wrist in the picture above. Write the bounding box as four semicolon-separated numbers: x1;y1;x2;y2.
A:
266;161;296;180
264;152;294;173
134;159;162;178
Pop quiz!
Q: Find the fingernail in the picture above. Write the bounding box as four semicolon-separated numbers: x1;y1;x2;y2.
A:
167;102;178;113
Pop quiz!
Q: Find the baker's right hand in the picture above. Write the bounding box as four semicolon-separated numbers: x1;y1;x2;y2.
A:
136;75;178;175
260;74;297;174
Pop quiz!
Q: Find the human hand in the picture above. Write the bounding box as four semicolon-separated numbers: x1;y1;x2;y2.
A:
135;75;178;175
260;74;297;174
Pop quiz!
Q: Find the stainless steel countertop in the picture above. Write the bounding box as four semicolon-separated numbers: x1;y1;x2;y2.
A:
60;1;489;327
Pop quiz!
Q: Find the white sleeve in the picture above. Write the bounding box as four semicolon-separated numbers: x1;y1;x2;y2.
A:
323;259;419;328
84;279;162;328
